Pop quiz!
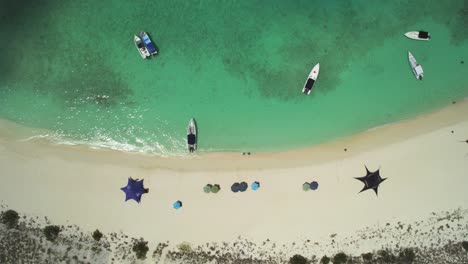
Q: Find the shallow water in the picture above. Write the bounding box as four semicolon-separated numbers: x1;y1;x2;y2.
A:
0;0;467;155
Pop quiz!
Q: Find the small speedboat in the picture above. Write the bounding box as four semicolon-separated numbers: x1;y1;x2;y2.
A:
134;35;150;59
140;31;158;55
405;31;430;41
187;118;197;153
408;51;423;80
302;63;320;95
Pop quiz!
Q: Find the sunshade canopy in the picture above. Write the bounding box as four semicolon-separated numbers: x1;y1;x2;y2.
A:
355;166;387;195
120;178;147;203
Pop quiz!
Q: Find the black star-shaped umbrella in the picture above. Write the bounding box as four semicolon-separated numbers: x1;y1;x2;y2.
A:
355;166;386;195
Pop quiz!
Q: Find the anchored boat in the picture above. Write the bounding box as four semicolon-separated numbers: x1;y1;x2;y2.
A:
405;31;430;41
302;63;320;95
134;35;150;59
408;51;424;80
187;118;197;153
140;31;158;55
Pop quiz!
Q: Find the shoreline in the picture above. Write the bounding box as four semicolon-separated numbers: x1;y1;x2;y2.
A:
0;98;467;261
0;98;467;171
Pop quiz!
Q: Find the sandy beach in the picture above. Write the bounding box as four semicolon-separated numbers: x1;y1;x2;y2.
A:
0;99;467;262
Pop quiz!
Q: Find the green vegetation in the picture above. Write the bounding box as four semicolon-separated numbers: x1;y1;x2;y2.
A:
462;241;468;252
92;229;103;242
0;210;19;229
377;249;396;263
289;254;308;264
362;252;373;262
132;239;149;259
398;248;415;263
319;255;330;264
332;252;348;264
177;242;193;253
43;225;61;242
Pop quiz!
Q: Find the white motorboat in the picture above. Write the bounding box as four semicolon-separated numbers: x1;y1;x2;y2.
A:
134;35;150;59
405;31;430;41
187;118;197;152
302;63;320;95
408;51;424;80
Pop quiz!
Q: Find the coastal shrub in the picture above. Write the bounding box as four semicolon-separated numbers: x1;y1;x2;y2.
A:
43;225;61;241
132;239;149;259
319;255;330;264
92;229;103;242
462;241;468;252
178;242;193;253
398;248;415;263
377;249;396;263
289;254;308;264
0;210;19;229
361;252;373;262
332;252;348;264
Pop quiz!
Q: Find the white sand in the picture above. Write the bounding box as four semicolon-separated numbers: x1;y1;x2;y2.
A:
0;100;467;258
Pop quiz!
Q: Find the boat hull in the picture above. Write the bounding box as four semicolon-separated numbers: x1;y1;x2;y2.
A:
134;35;150;59
408;51;424;80
405;31;430;41
302;63;320;95
140;32;158;55
187;118;197;152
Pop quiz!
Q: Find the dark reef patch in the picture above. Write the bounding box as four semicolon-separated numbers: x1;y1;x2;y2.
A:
55;63;132;108
0;0;53;84
452;0;468;44
0;0;132;108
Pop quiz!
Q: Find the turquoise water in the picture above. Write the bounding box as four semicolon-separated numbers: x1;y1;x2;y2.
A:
1;0;467;155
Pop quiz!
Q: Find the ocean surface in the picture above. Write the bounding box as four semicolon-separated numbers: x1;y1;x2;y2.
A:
1;0;467;155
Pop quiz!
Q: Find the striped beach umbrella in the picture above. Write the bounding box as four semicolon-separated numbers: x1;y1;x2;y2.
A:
302;182;310;191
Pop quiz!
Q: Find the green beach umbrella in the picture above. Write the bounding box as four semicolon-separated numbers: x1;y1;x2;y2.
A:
211;184;220;193
302;182;310;191
203;184;213;193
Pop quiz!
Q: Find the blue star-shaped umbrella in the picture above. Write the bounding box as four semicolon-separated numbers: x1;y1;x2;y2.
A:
120;178;148;203
355;166;386;196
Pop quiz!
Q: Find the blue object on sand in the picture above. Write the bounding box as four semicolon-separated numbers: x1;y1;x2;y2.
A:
310;181;319;190
239;182;248;192
173;200;182;209
251;181;260;191
120;177;147;203
231;182;240;193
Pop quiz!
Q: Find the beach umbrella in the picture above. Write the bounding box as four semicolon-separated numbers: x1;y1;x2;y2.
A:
355;165;387;196
173;200;183;209
203;184;212;193
302;182;310;191
239;182;248;192
251;181;260;191
120;177;148;203
231;182;240;193
211;184;220;193
310;181;319;190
